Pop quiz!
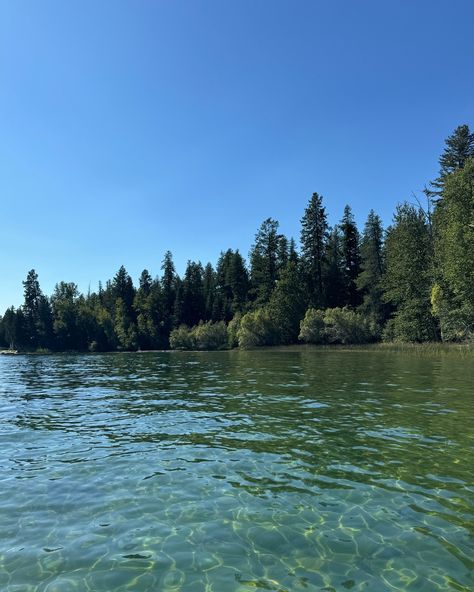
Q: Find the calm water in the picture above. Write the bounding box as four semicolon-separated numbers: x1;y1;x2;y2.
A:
0;349;473;591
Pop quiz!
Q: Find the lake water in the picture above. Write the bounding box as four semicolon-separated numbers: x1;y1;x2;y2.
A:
0;349;473;591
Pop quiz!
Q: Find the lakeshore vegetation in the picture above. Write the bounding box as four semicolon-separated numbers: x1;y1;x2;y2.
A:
1;125;473;352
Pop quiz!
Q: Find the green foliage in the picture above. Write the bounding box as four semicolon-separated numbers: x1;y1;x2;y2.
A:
432;159;474;340
214;250;249;321
169;325;194;350
300;192;329;308
192;321;228;350
22;269;53;349
324;226;346;308
356;210;387;334
431;283;474;341
268;261;306;344
323;307;373;344
237;308;277;348
169;321;228;350
298;308;326;344
429;124;474;195
250;218;282;305
203;262;216;321
340;205;361;307
134;271;164;349
0;307;25;349
51;282;80;350
299;307;373;344
383;204;438;342
114;298;138;350
227;313;242;348
161;251;177;340
3;125;474;351
181;261;205;327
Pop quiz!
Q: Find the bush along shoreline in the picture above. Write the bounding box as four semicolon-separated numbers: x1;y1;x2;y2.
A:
1;125;473;353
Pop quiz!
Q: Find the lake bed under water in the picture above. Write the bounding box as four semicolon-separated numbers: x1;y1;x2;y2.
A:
0;349;473;591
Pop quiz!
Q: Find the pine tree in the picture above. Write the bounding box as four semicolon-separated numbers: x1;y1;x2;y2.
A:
383;204;438;342
229;250;249;314
22;269;53;349
324;226;345;308
288;238;299;264
112;266;136;313
1;307;25;349
203;263;216;321
181;261;205;326
269;261;306;343
51;282;80;350
134;269;161;349
250;218;280;305
161;251;176;339
428;124;474;196
300;193;328;308
356;210;387;332
432;159;474;339
340;205;361;307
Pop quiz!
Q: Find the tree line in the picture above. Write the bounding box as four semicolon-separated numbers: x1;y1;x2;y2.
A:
1;124;473;351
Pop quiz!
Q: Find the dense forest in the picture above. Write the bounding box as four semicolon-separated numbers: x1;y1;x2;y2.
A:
1;125;473;352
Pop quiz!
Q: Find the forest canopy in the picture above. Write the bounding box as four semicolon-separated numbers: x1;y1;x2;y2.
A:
1;125;473;351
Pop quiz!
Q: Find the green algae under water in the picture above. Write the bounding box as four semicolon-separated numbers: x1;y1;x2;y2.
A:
0;349;473;591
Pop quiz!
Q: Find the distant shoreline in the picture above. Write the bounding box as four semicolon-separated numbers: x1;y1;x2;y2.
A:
2;342;473;357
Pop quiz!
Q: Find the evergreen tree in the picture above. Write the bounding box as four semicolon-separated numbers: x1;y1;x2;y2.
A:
114;298;138;350
269;261;306;343
214;250;234;321
300;192;329;308
112;265;136;313
1;307;25;349
324;226;346;308
340;205;361;307
432;159;474;339
383;204;438;342
161;251;176;337
228;250;249;314
181;261;205;326
277;235;289;271
22;270;53;349
428;124;474;196
138;269;152;294
249;218;280;305
173;277;184;328
203;262;216;321
134;270;162;349
51;282;80;350
214;250;249;321
288;238;299;264
357;210;387;332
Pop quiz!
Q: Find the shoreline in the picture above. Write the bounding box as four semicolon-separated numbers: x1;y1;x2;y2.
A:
2;342;473;356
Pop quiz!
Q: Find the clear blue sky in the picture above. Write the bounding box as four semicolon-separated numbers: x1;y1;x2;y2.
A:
1;0;473;312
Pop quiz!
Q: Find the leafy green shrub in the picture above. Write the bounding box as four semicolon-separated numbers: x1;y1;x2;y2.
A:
323;307;373;344
227;313;242;348
192;321;228;350
383;301;437;343
431;283;474;341
299;308;326;344
169;325;194;350
237;308;277;348
299;307;374;344
170;321;229;350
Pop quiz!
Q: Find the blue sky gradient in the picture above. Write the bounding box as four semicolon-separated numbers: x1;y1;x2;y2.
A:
1;0;473;311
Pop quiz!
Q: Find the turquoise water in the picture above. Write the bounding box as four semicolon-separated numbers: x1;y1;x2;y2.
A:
0;349;473;591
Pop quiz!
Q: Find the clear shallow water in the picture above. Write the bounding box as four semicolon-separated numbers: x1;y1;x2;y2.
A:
0;349;473;592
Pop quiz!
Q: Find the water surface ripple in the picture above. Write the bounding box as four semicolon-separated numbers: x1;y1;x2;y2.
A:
0;350;473;591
